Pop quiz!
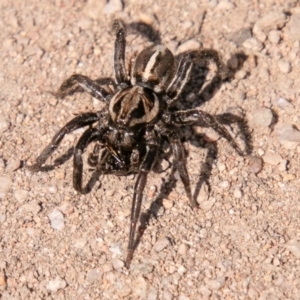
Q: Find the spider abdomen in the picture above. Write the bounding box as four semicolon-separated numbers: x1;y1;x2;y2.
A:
131;45;175;93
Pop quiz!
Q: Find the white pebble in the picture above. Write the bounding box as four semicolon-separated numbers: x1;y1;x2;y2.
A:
248;108;273;128
0;114;10;133
102;0;123;15
243;37;264;52
132;276;149;298
46;277;67;292
205;277;226;290
5;159;21;172
276;124;300;143
48;209;64;231
13;189;28;203
177;243;189;256
263;151;282;165
278;60;291;73
177;39;201;54
235;69;247;80
233;188;242;198
86;268;102;283
109;244;123;256
284;240;300;258
268;30;281;44
112;258;124;270
200;198;216;212
154;237;171;252
0;176;12;198
219;181;230;189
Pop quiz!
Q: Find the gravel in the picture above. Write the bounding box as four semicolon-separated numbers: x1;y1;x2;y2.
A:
1;1;300;299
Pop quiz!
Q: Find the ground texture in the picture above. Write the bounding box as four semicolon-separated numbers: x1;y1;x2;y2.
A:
1;0;300;299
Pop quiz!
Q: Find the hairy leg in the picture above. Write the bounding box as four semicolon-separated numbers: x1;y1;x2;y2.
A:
27;112;101;171
113;19;128;85
54;74;111;101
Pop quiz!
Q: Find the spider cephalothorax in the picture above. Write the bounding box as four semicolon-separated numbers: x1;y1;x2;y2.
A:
28;19;244;267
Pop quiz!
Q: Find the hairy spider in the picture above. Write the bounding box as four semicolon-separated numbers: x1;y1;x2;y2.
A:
28;20;244;267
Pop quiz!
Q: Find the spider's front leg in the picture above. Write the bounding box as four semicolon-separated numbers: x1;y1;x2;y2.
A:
54;74;112;101
125;130;158;268
73;127;106;194
27;112;101;171
113;19;129;85
167;109;244;156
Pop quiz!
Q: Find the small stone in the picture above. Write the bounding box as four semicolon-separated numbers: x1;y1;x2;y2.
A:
235;69;247;80
5;159;21;173
109;243;123;256
200;198;215;212
219;181;230;189
86;268;102;283
248;156;263;174
13;189;28;203
248;108;273;128
217;162;226;172
162;198;174;209
276;124;300;144
216;0;235;10
102;0;123;15
205;276;226;290
233;188;242;198
0;269;6;288
112;258;124;270
0;114;10;133
132;276;149;299
263;151;282;165
177;265;187;275
0;176;12;199
48;209;64;231
284;240;300;258
278;60;291;73
253;12;287;33
177;243;189;256
131;263;154;275
0;214;6;223
73;238;87;249
154;237;171;252
177;39;201;54
268;30;281;44
18;200;41;215
286;13;300;40
46;277;67;292
243;37;264;52
273;97;295;112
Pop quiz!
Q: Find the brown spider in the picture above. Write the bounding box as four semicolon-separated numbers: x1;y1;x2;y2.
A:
27;20;244;267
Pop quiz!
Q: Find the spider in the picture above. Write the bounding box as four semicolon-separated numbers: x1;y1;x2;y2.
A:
27;19;244;268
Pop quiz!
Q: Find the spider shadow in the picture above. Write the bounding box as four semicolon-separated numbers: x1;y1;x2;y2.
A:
128;20;162;44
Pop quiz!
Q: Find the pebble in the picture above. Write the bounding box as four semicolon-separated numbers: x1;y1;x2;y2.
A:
268;30;281;44
234;69;247;80
0;214;6;223
200;198;215;212
177;243;189;256
243;37;264;52
5;159;21;173
13;189;28;203
276;123;300;143
284;240;300;258
248;108;273;128
154;237;171;252
18;200;41;215
46;277;67;292
131;263;154;275
248;156;263;174
0;176;12;199
162;198;174;209
0;114;10;133
287;13;300;40
132;276;149;298
177;39;201;54
0;269;6;288
205;276;226;290
262;151;282;165
112;258;124;270
86;268;102;283
216;0;235;10
219;181;230;189
253;12;287;34
277;59;291;73
273;97;295;112
102;0;123;15
109;244;123;256
233;188;242;198
48;209;65;231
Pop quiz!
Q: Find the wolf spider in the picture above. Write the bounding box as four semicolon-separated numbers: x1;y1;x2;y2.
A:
28;19;244;267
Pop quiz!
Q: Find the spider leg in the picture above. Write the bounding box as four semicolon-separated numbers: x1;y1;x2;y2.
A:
126;132;158;268
113;19;128;85
27;112;101;171
170;131;197;208
54;74;111;101
170;109;244;156
73;127;105;194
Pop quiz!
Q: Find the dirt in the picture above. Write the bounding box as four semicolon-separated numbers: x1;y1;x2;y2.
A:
1;0;300;299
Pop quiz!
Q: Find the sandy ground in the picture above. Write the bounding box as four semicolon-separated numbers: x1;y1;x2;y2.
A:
1;0;300;299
